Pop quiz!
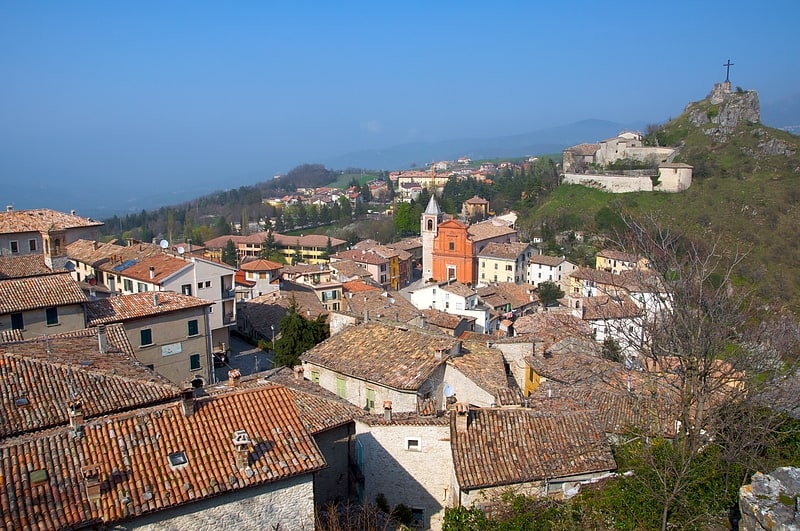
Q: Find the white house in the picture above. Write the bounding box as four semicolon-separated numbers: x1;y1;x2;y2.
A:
527;255;577;290
409;281;491;333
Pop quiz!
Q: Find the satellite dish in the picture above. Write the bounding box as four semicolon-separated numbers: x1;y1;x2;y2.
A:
159;239;169;249
177;246;185;255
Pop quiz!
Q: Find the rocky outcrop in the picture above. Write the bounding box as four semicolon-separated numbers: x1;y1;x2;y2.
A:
686;82;761;137
739;467;800;530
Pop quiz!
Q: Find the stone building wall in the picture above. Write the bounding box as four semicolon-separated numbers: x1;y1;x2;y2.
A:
116;473;315;530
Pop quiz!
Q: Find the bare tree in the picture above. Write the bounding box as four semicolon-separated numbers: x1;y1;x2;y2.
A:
589;215;799;530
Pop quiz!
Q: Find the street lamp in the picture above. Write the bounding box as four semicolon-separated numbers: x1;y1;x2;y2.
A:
270;324;275;351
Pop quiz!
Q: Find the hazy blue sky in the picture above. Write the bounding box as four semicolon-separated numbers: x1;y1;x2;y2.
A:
1;1;798;215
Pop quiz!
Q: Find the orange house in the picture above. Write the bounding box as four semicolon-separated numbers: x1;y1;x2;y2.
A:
432;219;475;284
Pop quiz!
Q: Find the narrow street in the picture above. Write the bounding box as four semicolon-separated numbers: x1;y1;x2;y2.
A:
213;333;274;384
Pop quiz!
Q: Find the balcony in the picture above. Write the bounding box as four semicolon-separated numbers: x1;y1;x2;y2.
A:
220;287;236;300
223;313;235;326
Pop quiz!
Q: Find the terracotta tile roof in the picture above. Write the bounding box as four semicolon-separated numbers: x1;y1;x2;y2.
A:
352;241;412;261
331;249;388;266
344;291;420;323
85;292;213;325
252;367;364;433
0;329;24;342
512;312;596;353
0;385;325;529
596;249;642;263
0;255;52;279
332;260;374;280
273;233;346;248
564;143;600;156
447;341;521;403
389;238;422;252
440;281;476;298
239;258;283;272
66;239;164;269
302;322;457;391
0;272;87;313
358;411;450;427
202;233;263;249
0;325;179;438
528;254;567;267
341;280;381;293
579;295;643;320
112;254;191;284
477;241;530;260
570;266;618;285
421;309;470;330
282;263;330;275
451;408;616;490
467;219;517;242
477;283;536;311
0;208;103;235
525;351;615;386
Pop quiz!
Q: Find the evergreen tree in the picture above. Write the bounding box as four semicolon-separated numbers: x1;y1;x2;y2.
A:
537;280;564;308
272;298;329;367
222;239;238;266
260;228;276;259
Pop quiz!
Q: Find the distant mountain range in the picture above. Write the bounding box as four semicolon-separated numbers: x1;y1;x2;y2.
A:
761;92;800;134
323;119;647;171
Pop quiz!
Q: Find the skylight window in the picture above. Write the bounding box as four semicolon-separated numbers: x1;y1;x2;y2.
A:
168;451;188;469
14;396;29;407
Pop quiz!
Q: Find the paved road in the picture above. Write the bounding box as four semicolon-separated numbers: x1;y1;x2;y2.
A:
212;334;274;384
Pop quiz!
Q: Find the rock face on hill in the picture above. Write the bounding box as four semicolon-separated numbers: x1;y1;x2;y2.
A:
739;467;800;530
687;82;760;137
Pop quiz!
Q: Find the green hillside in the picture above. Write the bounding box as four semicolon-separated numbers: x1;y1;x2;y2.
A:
526;90;800;310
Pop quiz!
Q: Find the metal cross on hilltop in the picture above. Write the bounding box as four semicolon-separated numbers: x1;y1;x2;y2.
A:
723;59;734;82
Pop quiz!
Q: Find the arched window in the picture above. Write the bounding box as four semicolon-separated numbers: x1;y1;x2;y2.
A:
426;219;433;231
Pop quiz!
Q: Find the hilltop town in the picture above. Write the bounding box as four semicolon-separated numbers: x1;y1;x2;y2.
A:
1;82;799;531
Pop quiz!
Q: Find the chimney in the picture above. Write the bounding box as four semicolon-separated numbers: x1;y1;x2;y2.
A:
69;400;84;437
456;402;470;434
97;324;107;354
228;369;241;387
232;429;252;470
383;400;392;422
180;385;195;417
293;365;304;381
70;209;76;216
153;292;159;307
5;205;12;212
82;464;102;502
420;315;426;329
89;287;96;300
364;308;369;322
435;348;446;361
149;266;155;280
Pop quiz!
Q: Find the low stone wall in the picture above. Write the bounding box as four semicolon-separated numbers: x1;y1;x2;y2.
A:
562;173;653;193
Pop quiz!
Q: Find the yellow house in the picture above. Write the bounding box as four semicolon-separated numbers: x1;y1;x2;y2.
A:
595;249;649;274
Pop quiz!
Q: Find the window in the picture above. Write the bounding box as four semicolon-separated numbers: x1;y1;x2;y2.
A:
411;508;425;528
123;279;133;292
311;371;320;384
197;282;203;291
11;313;23;330
481;262;485;268
336;377;346;399
426;219;433;231
449;241;455;251
181;284;192;296
10;241;18;254
204;281;211;288
405;437;421;452
140;329;153;347
187;319;199;336
190;354;201;371
45;307;58;326
366;388;375;411
505;264;513;271
137;282;148;293
28;239;37;252
494;263;498;270
168;451;188;470
481;273;485;279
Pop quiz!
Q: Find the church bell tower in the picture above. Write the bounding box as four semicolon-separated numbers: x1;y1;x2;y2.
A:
421;196;442;281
